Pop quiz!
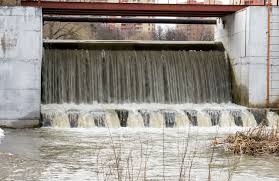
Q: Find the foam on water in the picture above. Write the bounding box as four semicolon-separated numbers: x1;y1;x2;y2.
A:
127;111;144;128
40;103;268;128
241;110;257;127
175;111;190;127
42;111;70;128
149;111;164;128
106;110;121;128
267;112;279;128
42;102;246;112
0;128;4;143
78;113;96;128
196;111;212;127
219;111;236;127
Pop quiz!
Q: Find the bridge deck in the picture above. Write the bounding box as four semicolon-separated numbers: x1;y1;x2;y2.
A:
21;1;250;17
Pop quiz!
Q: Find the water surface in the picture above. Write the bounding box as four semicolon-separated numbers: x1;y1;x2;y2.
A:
0;127;278;181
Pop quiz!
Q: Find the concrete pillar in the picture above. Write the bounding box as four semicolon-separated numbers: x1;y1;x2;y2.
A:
215;6;279;108
0;7;42;128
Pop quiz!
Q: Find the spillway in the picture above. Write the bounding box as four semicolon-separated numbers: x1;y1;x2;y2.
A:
41;41;278;128
42;41;231;104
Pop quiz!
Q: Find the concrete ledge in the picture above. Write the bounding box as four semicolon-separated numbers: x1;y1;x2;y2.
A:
0;120;40;129
43;40;225;51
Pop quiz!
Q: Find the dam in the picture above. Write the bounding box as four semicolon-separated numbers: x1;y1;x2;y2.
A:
0;0;278;129
0;4;279;128
1;1;279;181
40;40;263;128
42;41;231;104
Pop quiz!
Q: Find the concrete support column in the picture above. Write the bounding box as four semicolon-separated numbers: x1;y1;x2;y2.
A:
0;7;42;128
215;6;279;108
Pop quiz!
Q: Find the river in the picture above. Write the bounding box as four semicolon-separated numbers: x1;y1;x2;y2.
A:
0;127;278;181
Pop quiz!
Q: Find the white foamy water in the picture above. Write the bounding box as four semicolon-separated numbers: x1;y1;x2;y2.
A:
197;111;212;127
219;111;236;127
42;103;247;112
0;128;4;143
241;110;257;127
127;111;144;128
267;112;279;128
41;103;265;128
175;111;190;127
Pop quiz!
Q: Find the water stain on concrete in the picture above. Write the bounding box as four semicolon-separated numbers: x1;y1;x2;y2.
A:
0;32;18;56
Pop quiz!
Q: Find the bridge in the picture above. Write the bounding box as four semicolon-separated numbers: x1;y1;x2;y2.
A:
21;1;251;17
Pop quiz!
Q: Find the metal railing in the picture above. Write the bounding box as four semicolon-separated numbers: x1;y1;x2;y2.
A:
21;0;279;6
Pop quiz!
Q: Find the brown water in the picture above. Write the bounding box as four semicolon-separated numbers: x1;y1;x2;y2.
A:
42;49;231;104
0;127;278;181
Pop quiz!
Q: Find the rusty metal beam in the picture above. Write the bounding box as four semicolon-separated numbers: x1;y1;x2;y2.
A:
43;15;217;24
267;0;271;106
21;1;249;17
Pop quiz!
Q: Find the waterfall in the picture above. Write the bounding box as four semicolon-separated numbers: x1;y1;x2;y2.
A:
41;111;70;128
175;111;190;128
105;110;121;128
0;128;4;144
149;111;164;128
78;112;96;128
127;111;144;128
267;112;279;128
40;41;269;129
41;104;273;128
241;110;257;127
196;111;212;127
219;111;236;127
42;48;231;104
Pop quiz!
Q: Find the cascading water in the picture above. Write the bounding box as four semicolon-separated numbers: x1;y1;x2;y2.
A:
0;128;4;144
267;112;279;128
42;48;231;104
41;103;275;128
40;41;276;128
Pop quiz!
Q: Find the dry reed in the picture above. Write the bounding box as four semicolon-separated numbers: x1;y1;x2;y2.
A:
214;125;279;156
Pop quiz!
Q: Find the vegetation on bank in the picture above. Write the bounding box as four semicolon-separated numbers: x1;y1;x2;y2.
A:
214;125;279;156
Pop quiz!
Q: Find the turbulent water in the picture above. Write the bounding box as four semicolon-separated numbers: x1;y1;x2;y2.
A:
41;103;279;128
1;128;279;181
42;49;231;104
41;43;277;129
0;128;4;143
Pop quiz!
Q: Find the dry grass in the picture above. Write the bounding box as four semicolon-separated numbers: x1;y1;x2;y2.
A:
214;126;279;156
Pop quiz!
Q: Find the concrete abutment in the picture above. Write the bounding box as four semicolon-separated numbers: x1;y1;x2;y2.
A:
215;6;279;108
0;6;42;128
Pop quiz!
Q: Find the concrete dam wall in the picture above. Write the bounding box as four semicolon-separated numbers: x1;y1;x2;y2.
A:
0;6;42;128
215;6;279;107
0;6;278;128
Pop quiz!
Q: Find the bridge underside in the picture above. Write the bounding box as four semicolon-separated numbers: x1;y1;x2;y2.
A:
21;1;249;17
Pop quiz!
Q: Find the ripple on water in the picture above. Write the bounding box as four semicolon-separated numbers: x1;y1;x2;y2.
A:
0;128;278;181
